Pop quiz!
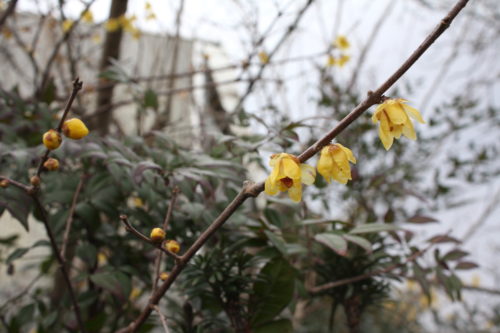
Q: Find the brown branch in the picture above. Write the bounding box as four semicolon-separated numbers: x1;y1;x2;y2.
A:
0;0;18;31
119;215;182;263
32;196;86;333
60;173;86;259
152;187;180;291
0;176;30;192
117;1;470;331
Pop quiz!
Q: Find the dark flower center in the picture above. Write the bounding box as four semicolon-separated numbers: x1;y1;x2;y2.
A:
280;177;293;188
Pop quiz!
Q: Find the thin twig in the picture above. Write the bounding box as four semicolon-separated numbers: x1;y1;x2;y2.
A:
232;0;315;113
0;0;18;31
0;176;30;192
117;1;470;331
119;215;181;263
151;305;170;333
32;196;86;332
61;173;86;259
35;78;83;178
152;187;180;291
0;273;42;312
308;235;446;294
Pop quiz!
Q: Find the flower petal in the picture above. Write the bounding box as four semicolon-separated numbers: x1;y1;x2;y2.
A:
402;117;416;140
317;147;334;183
386;103;407;125
336;143;357;164
300;164;316;185
403;104;425;124
379;113;394;150
282;156;301;180
288;183;302;202
264;176;278;195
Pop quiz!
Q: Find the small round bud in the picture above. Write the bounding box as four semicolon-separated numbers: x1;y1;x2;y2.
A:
62;118;89;140
150;228;165;243
43;158;60;171
0;179;9;188
30;176;41;186
159;272;169;281
42;129;62;150
165;240;180;254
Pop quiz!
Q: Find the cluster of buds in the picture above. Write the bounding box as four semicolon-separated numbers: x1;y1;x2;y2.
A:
42;118;89;151
149;228;181;254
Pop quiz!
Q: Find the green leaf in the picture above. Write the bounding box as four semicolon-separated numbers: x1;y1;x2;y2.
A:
455;261;479;270
349;223;399;234
7;240;50;264
442;249;468;262
342;234;372;253
314;233;348;256
76;243;97;268
254;319;293;333
143;89;158;109
407;215;438;224
263;208;283;228
90;270;131;300
264;230;287;256
251;258;295;326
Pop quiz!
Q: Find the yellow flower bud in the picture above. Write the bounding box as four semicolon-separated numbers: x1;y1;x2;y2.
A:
43;129;62;150
43;158;60;171
62;118;89;140
0;179;9;188
165;240;180;254
30;176;41;186
159;272;169;281
150;228;166;243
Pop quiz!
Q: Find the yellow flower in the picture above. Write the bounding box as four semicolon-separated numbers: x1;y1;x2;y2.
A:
62;118;89;140
159;272;169;281
82;10;94;24
264;153;316;202
62;19;74;33
317;143;356;184
43;129;62;150
43;158;60;171
150;228;166;242
105;18;120;32
334;35;350;50
165;240;180;254
372;98;425;150
327;54;350;67
258;51;269;64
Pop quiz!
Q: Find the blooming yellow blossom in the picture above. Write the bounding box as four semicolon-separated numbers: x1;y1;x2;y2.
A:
264;153;316;202
317;143;356;184
62;19;74;33
82;10;94;24
258;51;269;64
105;18;120;32
334;35;350;50
372;98;425;150
327;54;350;67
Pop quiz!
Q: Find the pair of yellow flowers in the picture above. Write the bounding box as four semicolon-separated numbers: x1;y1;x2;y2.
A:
264;98;425;202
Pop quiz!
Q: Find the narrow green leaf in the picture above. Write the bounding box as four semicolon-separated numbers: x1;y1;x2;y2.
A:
314;233;348;256
342;234;372;253
349;223;399;234
251;258;295;326
264;230;287;256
